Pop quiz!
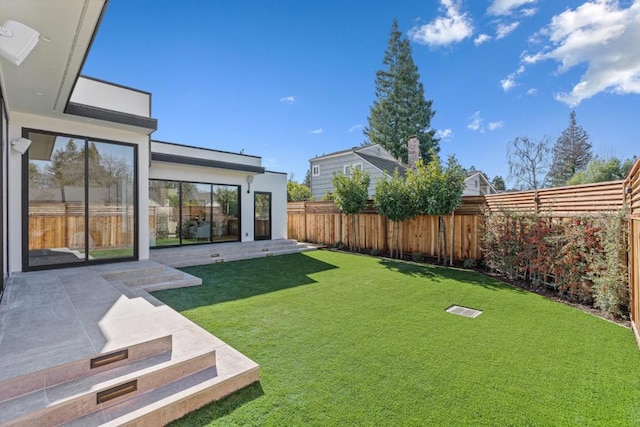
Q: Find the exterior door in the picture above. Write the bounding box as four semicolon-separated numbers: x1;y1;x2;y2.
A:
254;192;271;241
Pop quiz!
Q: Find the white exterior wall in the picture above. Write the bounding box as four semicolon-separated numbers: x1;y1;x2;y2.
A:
151;141;262;167
149;162;287;242
8;112;150;273
70;77;151;117
253;172;287;240
1;106;7;281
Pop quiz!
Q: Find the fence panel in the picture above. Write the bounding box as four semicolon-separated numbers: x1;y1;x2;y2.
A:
485;180;626;214
626;158;640;343
288;198;485;260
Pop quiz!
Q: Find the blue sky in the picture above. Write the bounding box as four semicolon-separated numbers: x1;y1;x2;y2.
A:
83;0;640;185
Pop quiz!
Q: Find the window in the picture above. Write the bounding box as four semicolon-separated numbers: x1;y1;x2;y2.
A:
25;130;137;270
149;180;240;247
343;163;363;176
312;165;320;176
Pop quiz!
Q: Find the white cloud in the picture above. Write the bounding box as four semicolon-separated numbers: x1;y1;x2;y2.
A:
280;96;295;104
474;33;491;46
496;22;519;39
488;0;536;16
409;0;473;47
467;111;503;132
467;111;482;131
501;75;517;92
348;124;363;133
520;8;537;17
525;0;640;106
501;65;525;92
527;88;538;96
436;128;453;139
309;128;323;134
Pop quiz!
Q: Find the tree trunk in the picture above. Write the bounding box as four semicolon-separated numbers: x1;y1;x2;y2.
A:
398;221;403;259
389;220;394;259
450;212;455;266
352;214;356;252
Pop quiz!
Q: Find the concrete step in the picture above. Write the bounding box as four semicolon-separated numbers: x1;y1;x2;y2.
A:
121;270;186;287
0;349;216;427
151;241;316;268
66;347;259;426
129;276;203;293
96;262;166;281
0;335;172;404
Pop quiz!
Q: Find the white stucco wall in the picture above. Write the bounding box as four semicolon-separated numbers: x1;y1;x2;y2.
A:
70;77;151;117
8;112;150;273
151;141;262;167
253;171;287;240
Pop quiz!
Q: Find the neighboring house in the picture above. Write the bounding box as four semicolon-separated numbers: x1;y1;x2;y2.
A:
463;171;498;196
0;1;287;276
309;144;407;199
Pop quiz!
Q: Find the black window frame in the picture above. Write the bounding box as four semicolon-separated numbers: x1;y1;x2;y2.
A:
21;128;139;271
148;178;242;249
254;191;272;241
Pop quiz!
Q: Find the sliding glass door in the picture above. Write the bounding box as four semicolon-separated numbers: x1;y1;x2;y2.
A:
25;130;137;270
149;180;240;247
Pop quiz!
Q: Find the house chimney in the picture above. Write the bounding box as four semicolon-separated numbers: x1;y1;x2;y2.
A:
407;137;421;167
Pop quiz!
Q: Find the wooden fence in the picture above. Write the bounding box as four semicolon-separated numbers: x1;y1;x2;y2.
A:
29;203;135;250
484;180;626;215
288;197;485;260
625;159;640;343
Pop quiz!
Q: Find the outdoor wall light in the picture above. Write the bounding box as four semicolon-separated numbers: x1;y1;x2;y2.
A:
246;175;254;193
0;20;39;66
625;186;632;195
11;137;31;154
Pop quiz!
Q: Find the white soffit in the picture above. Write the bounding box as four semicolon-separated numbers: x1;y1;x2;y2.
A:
0;0;107;118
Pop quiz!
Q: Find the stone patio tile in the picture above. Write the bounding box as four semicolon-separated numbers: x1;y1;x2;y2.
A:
0;318;94;381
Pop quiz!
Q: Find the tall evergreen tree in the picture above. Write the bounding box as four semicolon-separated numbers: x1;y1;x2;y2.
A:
548;110;592;186
364;20;439;164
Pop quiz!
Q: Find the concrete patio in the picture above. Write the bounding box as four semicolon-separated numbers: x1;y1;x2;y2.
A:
0;260;258;426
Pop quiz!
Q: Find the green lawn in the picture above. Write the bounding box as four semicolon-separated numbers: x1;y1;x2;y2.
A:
153;251;640;426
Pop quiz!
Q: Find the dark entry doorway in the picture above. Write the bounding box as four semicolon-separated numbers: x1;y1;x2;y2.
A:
254;192;271;240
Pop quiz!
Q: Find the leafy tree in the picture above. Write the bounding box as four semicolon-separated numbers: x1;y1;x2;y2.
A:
507;136;550;190
374;170;415;258
332;167;370;250
28;163;48;189
364;19;439;163
566;156;636;185
214;187;238;217
303;169;311;188
46;139;84;188
287;181;312;202
321;190;334;201
407;152;465;264
491;175;506;192
548;110;592;186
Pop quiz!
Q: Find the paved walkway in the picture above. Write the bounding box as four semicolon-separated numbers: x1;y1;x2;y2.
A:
0;261;233;383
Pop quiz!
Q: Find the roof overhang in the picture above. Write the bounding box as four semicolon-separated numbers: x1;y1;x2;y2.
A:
0;0;157;134
151;152;266;174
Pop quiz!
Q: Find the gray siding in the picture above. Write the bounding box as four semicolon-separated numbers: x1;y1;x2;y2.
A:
310;153;385;199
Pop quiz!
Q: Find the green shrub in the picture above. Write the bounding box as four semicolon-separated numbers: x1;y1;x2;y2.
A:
482;208;629;319
412;252;424;262
463;259;478;268
371;248;380;256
